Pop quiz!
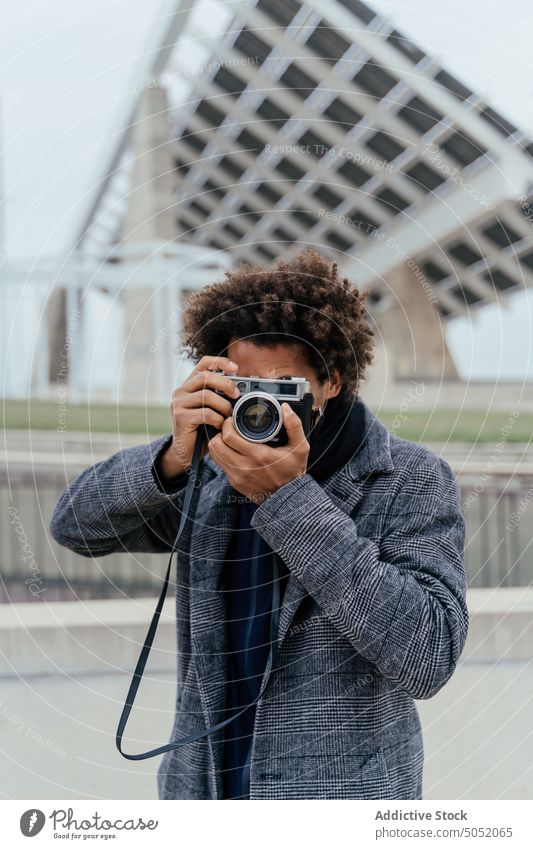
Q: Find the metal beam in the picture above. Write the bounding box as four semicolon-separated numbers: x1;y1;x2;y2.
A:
345;156;531;286
74;0;194;250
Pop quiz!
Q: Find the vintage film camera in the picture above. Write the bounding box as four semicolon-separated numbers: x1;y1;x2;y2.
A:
202;370;317;446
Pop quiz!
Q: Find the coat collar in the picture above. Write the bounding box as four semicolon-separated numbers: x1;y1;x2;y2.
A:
345;397;394;480
275;399;394;645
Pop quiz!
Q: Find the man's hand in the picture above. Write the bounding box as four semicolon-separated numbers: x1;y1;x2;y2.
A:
160;355;241;478
208;403;310;504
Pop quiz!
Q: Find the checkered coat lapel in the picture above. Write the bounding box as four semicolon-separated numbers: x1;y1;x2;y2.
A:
254;413;395;704
278;409;394;645
276;467;366;645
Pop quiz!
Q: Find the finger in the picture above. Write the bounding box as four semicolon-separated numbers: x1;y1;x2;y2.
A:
221;418;277;471
183;371;241;400
282;403;308;448
188;355;238;379
220;416;257;454
208;432;242;468
185;407;226;432
208;432;223;454
180;388;234;418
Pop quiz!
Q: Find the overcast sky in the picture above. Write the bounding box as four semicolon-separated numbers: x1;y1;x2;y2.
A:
1;0;532;379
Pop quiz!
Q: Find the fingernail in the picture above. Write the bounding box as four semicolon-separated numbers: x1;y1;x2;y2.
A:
228;361;238;368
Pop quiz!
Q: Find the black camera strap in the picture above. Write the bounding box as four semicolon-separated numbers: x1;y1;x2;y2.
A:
116;431;281;761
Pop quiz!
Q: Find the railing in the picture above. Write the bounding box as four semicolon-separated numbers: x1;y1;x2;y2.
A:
1;466;165;603
1;243;232;403
1;463;533;602
458;465;533;588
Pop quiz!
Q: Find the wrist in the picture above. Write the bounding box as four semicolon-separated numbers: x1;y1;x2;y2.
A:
159;441;190;478
252;472;300;503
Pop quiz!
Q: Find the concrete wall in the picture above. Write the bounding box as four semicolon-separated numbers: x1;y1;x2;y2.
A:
1;590;531;680
0;594;531;800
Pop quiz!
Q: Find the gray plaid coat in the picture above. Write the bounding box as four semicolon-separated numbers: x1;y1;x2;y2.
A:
49;399;468;800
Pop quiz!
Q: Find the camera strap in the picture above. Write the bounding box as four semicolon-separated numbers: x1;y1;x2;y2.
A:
116;431;281;761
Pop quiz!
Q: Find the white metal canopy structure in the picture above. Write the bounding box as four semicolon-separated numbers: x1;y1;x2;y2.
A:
74;0;533;326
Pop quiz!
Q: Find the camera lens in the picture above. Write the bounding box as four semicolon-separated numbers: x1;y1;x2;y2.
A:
242;400;275;433
233;393;282;442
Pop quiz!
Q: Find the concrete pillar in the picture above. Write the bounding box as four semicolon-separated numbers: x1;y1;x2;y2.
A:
120;85;176;243
376;262;458;380
119;85;177;402
46;288;67;385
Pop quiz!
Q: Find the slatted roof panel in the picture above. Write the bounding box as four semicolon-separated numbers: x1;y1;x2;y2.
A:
167;0;533;319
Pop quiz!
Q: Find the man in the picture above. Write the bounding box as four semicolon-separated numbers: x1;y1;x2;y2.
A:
50;247;468;800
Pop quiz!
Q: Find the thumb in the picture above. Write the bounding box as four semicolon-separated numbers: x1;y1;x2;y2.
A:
282;403;306;447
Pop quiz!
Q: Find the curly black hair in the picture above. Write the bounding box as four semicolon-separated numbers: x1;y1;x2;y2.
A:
181;247;375;399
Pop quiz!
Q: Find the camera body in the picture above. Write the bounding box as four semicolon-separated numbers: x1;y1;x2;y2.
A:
201;371;315;446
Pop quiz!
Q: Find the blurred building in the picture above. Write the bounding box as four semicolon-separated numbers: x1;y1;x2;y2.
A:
38;0;533;402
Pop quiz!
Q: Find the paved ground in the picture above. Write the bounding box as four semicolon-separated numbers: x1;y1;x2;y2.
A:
1;658;532;800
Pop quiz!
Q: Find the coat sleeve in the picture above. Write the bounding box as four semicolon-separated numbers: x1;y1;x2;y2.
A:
49;434;192;557
250;456;468;700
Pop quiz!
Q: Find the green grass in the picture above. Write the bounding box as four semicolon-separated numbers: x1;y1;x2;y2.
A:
3;399;532;443
3;400;172;436
378;408;532;443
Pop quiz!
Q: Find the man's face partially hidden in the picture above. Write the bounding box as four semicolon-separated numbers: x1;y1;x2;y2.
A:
204;338;341;502
226;338;341;410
